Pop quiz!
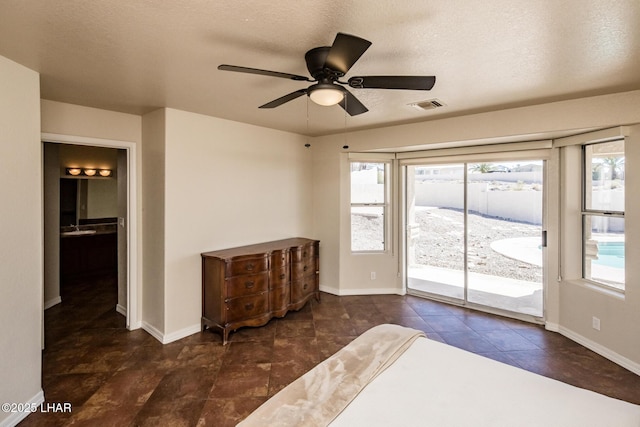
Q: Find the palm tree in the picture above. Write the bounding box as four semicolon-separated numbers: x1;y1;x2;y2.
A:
469;163;494;173
594;156;625;180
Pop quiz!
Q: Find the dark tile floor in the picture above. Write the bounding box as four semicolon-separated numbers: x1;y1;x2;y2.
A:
20;275;640;426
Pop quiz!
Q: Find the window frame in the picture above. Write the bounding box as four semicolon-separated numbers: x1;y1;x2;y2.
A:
349;160;391;253
581;139;625;291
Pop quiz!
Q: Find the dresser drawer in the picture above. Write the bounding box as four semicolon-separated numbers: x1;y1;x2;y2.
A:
225;255;268;277
291;259;317;280
270;285;290;313
226;272;268;298
290;243;317;262
270;264;289;289
226;293;269;322
271;249;289;267
291;278;316;303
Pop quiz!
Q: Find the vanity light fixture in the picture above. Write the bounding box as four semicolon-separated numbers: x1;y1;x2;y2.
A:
66;168;82;176
65;167;113;177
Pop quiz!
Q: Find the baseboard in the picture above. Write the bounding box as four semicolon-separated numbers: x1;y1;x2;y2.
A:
128;320;142;330
0;389;44;427
141;321;201;345
554;325;640;375
162;324;201;344
320;285;403;296
141;321;164;343
43;296;61;310
115;304;127;317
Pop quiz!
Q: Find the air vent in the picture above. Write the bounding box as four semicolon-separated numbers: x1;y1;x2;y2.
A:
409;99;446;111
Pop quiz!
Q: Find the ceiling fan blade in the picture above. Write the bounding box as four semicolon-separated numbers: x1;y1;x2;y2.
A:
218;64;312;82
338;90;368;116
324;33;372;75
348;75;436;90
259;89;308;109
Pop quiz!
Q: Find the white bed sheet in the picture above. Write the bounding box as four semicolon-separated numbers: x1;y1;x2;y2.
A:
330;337;640;427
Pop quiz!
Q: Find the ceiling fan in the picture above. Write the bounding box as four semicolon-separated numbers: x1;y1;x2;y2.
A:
218;32;436;116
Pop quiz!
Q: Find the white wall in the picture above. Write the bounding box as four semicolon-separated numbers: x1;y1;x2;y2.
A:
415;182;543;225
312;90;640;370
0;55;43;425
158;108;314;339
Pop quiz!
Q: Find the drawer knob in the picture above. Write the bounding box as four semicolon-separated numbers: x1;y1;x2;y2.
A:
303;265;308;272
246;263;255;271
280;273;285;280
245;281;254;289
303;283;308;290
245;303;254;311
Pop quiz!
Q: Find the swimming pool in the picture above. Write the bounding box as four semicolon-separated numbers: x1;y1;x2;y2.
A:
592;242;625;269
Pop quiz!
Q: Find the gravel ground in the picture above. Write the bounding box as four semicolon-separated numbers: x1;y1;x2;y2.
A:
413;207;542;282
351;207;543;282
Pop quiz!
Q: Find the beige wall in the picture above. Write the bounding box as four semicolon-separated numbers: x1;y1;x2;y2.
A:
43;143;61;309
312;90;640;371
141;108;166;334
160;108;314;338
0;55;43;424
311;135;343;292
41;100;141;143
86;179;118;218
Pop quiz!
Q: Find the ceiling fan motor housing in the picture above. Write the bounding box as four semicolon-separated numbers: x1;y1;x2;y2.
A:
305;47;341;80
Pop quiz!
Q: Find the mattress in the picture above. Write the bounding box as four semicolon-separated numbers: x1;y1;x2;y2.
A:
240;324;640;426
331;337;640;426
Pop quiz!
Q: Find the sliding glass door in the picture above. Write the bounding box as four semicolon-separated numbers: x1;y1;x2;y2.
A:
406;164;466;301
406;160;544;318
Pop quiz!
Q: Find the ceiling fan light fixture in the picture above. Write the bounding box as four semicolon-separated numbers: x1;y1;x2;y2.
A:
308;84;344;106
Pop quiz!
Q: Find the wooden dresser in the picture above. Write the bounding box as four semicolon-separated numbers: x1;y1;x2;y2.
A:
201;238;319;344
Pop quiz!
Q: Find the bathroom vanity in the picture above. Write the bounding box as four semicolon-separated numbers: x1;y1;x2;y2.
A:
60;222;117;283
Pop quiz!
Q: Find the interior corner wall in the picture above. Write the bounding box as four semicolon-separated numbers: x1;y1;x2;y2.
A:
311;135;343;294
0;55;43;424
161;108;313;339
141;109;166;336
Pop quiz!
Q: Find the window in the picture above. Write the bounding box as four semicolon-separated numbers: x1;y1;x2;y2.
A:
582;140;625;290
350;161;389;252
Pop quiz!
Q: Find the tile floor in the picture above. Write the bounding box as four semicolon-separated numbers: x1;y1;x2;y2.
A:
19;275;640;426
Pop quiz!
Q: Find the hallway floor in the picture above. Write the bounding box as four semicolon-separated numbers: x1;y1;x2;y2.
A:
20;275;640;426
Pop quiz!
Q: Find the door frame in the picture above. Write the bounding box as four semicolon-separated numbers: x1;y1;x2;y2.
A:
42;132;140;330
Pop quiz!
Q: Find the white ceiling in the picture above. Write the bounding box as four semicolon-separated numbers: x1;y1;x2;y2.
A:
1;0;639;136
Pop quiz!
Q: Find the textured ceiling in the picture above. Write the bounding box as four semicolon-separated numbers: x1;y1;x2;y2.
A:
1;0;639;136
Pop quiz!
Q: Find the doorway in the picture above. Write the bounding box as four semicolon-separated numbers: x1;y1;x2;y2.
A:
42;133;139;331
405;159;545;320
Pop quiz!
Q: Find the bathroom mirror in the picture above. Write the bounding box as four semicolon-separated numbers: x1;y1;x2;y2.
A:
60;178;118;226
